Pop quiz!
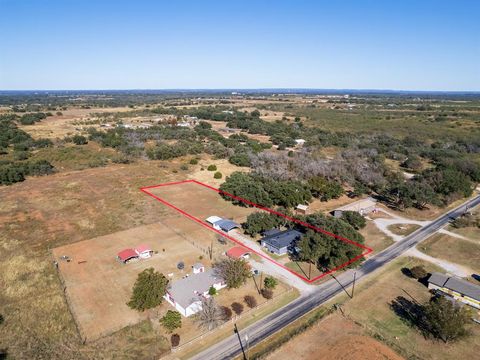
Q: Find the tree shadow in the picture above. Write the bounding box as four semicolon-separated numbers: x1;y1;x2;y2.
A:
390;296;431;338
401;267;413;278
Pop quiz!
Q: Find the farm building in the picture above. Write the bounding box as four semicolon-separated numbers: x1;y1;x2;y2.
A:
333;197;377;218
261;229;303;255
428;272;480;309
117;248;138;263
226;246;251;259
205;216;240;233
164;267;226;317
134;244;152;259
296;204;308;215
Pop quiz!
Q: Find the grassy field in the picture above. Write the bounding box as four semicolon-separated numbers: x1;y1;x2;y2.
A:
418;233;480;273
360;221;395;253
387;224;421;236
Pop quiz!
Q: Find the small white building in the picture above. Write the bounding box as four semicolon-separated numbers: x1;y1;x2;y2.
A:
164;268;226;317
134;244;152;259
333;197;377;218
295;139;306;147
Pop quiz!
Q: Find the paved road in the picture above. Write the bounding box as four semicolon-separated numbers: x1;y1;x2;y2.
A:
190;195;480;360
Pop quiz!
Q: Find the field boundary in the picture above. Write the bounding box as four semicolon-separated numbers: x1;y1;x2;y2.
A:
140;179;373;283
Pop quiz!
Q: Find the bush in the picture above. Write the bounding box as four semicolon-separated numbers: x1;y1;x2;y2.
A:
244;295;257;308
189;158;199;165
221;306;233;320
231;302;244;315
180;164;189;171
72;134;88;145
261;288;273;299
207;164;217;171
208;286;217;296
410;265;428;280
264;276;278;290
160;310;182;332
171;334;180;347
214;171;222;179
341;211;366;230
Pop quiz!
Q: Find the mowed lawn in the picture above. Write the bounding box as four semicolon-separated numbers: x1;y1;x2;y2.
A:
342;257;480;360
417;233;480;273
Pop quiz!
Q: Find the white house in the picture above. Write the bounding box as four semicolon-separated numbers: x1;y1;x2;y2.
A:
134;244;152;259
164;267;226;317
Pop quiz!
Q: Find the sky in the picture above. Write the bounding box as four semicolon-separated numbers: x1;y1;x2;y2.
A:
0;0;479;91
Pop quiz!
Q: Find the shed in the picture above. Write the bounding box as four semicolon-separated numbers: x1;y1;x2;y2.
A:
226;246;251;259
135;244;152;259
296;204;308;215
117;248;138;263
215;219;240;232
206;216;222;225
333;197;377;218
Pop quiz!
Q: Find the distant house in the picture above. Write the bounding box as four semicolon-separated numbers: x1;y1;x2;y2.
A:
117;248;138;263
261;229;303;255
333;197;377;218
428;272;480;309
205;216;240;233
164;268;226;317
226;246;251;260
134;244;152;259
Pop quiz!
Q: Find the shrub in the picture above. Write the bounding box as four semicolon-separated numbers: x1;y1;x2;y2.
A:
261;288;273;299
410;265;428;280
214;171;222;179
189;158;199;165
171;334;180;347
231;302;244;315
207;164;217;171
208;286;217;296
244;295;257;308
341;211;366;230
72;134;88;145
160;310;182;332
221;306;233;320
264;276;278;290
180;164;189;171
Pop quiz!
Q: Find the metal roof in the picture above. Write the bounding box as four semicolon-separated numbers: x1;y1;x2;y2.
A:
215;219;240;232
261;229;303;250
117;248;137;261
226;246;250;259
429;272;480;301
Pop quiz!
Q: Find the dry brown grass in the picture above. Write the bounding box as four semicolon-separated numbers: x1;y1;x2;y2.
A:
360;221;395;253
387;224;421;236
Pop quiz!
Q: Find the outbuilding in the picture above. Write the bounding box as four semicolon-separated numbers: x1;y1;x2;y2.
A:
333;197;377;218
226;246;251;260
134;244;152;259
117;248;138;263
428;272;480;309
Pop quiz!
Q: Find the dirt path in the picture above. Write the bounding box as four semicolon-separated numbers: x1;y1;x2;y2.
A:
404;248;473;277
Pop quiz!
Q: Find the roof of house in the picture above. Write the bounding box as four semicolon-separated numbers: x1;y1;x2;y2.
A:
263;228;282;237
215;219;240;232
167;268;224;309
334;197;377;212
429;272;480;301
226;246;251;259
261;229;303;250
135;244;151;254
206;215;222;224
117;248;138;261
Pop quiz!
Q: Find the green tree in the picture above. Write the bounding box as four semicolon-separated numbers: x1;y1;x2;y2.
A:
424;296;471;343
308;176;344;201
207;164;217;171
72;134;88;145
242;212;283;236
341;211;366;230
214;171;222;179
213;258;251;289
160;310;182;333
264;276;278;289
208;286;217;295
127;268;168;311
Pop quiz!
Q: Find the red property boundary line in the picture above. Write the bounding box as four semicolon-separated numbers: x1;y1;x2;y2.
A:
140;179;373;283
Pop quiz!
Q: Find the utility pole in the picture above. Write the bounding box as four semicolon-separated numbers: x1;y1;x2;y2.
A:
245;333;250;360
351;272;357;298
